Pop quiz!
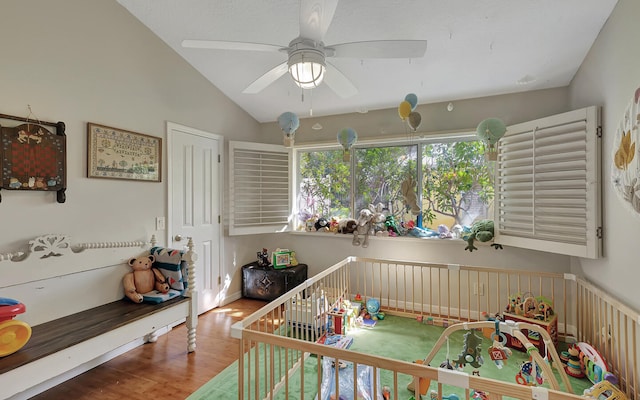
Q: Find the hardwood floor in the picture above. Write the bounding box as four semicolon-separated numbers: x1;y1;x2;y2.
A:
30;298;266;400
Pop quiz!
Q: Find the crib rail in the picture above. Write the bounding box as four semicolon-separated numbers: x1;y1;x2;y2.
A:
576;278;639;399
232;257;640;400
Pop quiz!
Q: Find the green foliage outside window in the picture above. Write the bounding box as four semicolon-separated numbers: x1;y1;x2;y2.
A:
297;139;493;231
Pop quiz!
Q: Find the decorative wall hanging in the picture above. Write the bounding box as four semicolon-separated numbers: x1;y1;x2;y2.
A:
87;123;161;182
0;110;66;203
611;86;640;216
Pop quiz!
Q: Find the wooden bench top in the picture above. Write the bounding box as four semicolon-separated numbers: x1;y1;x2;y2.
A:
0;297;189;375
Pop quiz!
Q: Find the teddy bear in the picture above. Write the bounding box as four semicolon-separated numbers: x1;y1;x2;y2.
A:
123;254;170;303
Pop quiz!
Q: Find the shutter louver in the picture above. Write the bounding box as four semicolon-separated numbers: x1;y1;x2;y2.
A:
229;141;290;235
495;106;602;258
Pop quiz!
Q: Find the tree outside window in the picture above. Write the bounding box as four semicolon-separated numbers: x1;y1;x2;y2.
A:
297;138;493;232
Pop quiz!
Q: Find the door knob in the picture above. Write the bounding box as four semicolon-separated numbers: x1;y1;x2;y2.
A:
174;234;183;241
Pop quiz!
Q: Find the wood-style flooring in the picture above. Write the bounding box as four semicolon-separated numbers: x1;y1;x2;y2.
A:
30;298;266;400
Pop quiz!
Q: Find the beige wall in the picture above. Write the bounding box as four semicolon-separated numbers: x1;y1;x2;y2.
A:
569;0;640;310
261;88;570;144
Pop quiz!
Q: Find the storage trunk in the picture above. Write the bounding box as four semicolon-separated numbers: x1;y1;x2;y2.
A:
242;262;308;302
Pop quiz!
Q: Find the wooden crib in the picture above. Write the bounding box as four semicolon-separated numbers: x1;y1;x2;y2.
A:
231;257;639;400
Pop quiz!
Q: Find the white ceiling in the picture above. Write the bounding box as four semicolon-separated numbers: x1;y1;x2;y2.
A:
117;0;617;123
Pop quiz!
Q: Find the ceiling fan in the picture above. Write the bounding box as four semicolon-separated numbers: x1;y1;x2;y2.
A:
181;0;427;98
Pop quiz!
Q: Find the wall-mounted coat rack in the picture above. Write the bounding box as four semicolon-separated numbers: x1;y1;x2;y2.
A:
0;112;66;203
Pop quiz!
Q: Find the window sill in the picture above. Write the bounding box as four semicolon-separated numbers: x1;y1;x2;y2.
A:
286;230;499;249
287;230;461;244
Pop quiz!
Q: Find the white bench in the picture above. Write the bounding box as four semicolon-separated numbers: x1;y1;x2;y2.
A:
0;234;198;400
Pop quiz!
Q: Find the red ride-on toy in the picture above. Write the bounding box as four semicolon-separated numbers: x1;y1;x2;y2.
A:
0;298;32;357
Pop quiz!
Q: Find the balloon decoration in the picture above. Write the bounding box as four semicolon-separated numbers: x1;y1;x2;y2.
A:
408;111;422;131
476;118;507;160
398;101;411;120
399;93;422;131
404;93;418;110
337;128;358;162
277;111;300;146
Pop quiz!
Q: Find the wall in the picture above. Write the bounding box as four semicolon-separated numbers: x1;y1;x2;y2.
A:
0;0;264;314
261;87;570;143
569;0;640;310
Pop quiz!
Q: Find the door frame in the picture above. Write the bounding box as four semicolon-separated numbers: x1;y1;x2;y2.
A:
166;121;224;310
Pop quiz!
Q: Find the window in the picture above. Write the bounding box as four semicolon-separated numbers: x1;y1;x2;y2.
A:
229;141;290;235
295;137;493;231
230;107;601;259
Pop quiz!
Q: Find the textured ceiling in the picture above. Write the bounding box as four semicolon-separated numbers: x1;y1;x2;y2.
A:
117;0;618;123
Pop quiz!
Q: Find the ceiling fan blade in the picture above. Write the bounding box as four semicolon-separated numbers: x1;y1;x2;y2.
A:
182;39;283;52
242;62;289;94
330;40;428;59
299;0;339;43
324;61;357;98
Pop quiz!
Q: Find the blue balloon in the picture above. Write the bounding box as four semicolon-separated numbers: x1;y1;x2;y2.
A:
404;93;418;110
337;128;358;149
277;112;299;136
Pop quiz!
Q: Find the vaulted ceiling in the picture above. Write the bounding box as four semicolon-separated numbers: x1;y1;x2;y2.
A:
117;0;618;123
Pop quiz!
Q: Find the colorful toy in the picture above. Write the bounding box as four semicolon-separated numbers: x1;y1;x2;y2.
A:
365;298;384;320
516;359;544;386
123;255;170;303
577;341;615;384
0;297;32;357
564;346;585;378
583;380;628;400
487;320;512;369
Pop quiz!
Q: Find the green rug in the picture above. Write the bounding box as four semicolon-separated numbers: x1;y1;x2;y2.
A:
188;315;593;399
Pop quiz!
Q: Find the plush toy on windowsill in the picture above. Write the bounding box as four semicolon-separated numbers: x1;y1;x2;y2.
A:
462;219;503;252
123;255;170;303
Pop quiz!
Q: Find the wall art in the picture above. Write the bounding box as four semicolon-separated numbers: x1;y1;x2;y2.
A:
87;123;161;182
0;112;66;203
611;86;640;216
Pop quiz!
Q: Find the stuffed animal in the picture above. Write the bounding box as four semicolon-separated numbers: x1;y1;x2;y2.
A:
123;255;170;303
352;207;373;247
314;217;330;232
463;219;503;252
337;218;357;234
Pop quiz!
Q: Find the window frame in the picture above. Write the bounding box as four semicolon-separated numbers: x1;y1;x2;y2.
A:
293;130;484;228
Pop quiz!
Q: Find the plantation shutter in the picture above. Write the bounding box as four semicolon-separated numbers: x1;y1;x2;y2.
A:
494;106;602;258
229;141;290;235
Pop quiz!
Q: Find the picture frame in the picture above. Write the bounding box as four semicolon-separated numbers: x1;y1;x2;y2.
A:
0;112;67;203
272;250;292;269
87;123;161;182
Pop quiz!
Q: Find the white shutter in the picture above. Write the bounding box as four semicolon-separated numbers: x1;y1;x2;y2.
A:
494;106;602;258
229;141;290;235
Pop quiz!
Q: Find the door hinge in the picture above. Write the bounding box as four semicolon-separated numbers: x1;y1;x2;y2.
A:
218;276;221;285
596;126;603;138
218;215;221;224
218;154;221;163
596;226;603;239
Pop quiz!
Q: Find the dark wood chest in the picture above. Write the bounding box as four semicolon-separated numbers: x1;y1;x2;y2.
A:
242;262;308;302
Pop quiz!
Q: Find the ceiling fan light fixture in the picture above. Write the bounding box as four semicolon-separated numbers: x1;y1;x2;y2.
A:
288;49;326;89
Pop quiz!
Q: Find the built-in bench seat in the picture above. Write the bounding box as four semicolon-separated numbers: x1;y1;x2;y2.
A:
0;234;198;400
0;296;190;375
